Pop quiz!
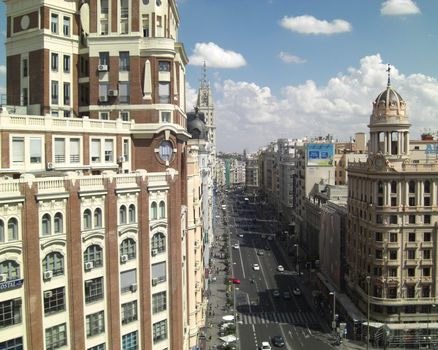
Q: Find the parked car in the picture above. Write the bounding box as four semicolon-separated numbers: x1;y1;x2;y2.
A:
272;335;285;347
293;288;302;296
253;263;260;271
272;290;280;298
233;243;240;249
277;265;284;272
228;277;240;284
257;250;264;256
260;342;272;350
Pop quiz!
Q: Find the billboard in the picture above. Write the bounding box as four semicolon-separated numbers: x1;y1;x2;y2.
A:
307;143;334;167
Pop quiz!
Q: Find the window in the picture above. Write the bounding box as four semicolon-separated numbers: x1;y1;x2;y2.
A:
159;201;165;219
377;181;383;194
99;83;109;103
156;16;163;37
152;291;166;314
129;205;136;223
423;250;431;260
85;277;104;303
407;268;415;277
86;311;105;337
100;19;109;35
51;53;58;71
45;323;67;349
161;111;171;123
70;138;80;163
409;180;416;193
408;232;416;242
389;250;397;260
119;205;127;224
424;196;431;206
104;139;114;162
390;197;397;207
91;140;101;162
0;261;20;282
375;250;382;259
389;268;397;277
88;344;105;350
63;16;70;36
30;137;42;163
119;82;129;104
22;88;28;106
151;232;165;253
83;209;92;230
22;59;28;77
99;52;109;66
390;181;397;193
121;300;137;324
120;238;136;260
100;0;109;14
0;337;23;350
0;220;3;242
122;331;138;350
389;215;397;224
8;218;18;241
50;14;58;33
42;214;51;236
0;298;22;328
158;82;170;103
119;52;130;71
158;141;173;162
100;112;109;120
153;319;167;343
84;245;103;268
423;267;431;276
43;252;64;277
409;197;416;206
120;269;136;293
120;111;130;121
151;262;166;284
159;61;170;72
407;249;416;260
424;180;431;193
424;215;431;224
63;83;70;105
409;215;416;224
424;232;431;241
12;137;24;163
54;138;65;163
120;0;129;34
51;80;59;104
151;202;157;220
142;15;149;37
377;196;383;206
123;139;130;161
63;55;70;73
44;287;65;315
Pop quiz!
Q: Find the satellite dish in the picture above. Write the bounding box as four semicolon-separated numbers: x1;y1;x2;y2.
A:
79;2;90;35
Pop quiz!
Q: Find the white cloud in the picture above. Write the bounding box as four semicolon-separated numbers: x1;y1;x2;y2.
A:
278;52;306;64
0;65;5;75
381;0;421;16
280;15;352;35
188;42;246;68
213;54;438;153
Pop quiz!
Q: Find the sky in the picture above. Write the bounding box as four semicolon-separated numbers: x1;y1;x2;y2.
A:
1;1;438;153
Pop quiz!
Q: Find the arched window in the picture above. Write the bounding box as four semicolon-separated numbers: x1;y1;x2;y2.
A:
409;180;416;194
151;232;166;254
159;201;165;219
8;218;18;241
84;245;103;268
43;252;64;276
151;202;157;220
390;181;397;194
377;181;384;194
54;213;63;234
0;219;4;242
94;208;102;228
42;214;51;236
119;205;127;225
129;204;136;223
83;209;92;230
0;260;20;281
120;238;136;260
424;180;431;194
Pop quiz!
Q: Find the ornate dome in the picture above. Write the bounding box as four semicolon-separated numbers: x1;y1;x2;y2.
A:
374;86;404;108
371;84;407;121
187;108;207;140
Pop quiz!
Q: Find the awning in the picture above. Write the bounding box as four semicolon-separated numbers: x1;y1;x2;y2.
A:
219;335;237;343
222;315;234;321
385;322;438;330
362;321;385;329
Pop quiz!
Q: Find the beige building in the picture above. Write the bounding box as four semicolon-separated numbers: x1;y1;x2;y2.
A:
347;79;438;347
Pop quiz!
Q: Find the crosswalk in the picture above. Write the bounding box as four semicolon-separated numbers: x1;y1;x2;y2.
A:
239;312;319;326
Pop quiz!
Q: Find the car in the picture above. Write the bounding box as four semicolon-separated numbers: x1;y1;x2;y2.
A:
230;278;241;284
272;335;285;347
233;243;239;249
267;236;274;241
293;287;302;296
283;291;291;300
277;265;285;272
257;250;264;256
253;263;260;271
237;233;244;238
260;342;272;350
272;290;280;298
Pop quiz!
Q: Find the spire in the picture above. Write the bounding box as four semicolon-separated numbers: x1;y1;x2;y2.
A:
386;64;391;87
200;60;208;89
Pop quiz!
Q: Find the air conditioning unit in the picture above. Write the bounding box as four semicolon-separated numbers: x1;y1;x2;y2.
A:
108;89;118;97
84;261;94;270
47;162;54;170
151;249;158;256
97;64;108;71
99;95;108;102
43;270;53;280
130;283;137;292
44;291;53;298
120;255;128;263
0;274;7;283
152;278;158;286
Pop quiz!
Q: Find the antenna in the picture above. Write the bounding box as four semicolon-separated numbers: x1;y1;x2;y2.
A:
386;64;391;87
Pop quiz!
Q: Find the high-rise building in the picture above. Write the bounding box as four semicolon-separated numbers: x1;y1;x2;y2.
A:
1;1;192;349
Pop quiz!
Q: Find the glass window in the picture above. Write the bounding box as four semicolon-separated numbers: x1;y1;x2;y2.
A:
158;61;170;72
120;111;130;121
119;52;130;71
129;205;136;223
120;0;129;34
51;53;58;71
30;137;42;164
45;323;67;349
161;111;171;123
83;209;92;230
8;218;18;241
158;141;173;161
119;205;127;224
424;180;431;193
85;277;104;303
120;269;137;293
100;0;109;14
120;238;136;260
91;139;101;162
0;337;23;349
99;52;109;66
0;260;20;281
409;180;416;193
0;220;4;242
424;232;431;241
51;80;59;104
70;138;80;163
54;138;65;163
42;214;51;236
121;300;137;325
0;298;22;328
151;232;165;254
118;82;129;104
123;139;130;161
158;82;170;103
44;287;65;315
94;208;102;228
151;262;166;283
153;319;167;343
151;202;157;220
424;250;431;260
86;311;105;337
104;139;114;162
22;59;28;77
63;82;70;105
88;344;105;350
50;14;58;33
159;201;165;219
152;291;166;314
42;252;64;277
122;331;138;350
12;137;24;163
84;245;103;268
63;16;70;36
63;55;70;73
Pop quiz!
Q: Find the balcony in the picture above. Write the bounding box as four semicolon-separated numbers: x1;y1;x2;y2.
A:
405;242;418;249
404;259;418;267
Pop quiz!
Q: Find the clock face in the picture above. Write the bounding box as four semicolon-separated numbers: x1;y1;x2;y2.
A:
158;141;173;162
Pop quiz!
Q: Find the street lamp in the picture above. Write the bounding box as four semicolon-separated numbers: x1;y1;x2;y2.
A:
329;291;336;337
294;244;299;274
366;275;371;350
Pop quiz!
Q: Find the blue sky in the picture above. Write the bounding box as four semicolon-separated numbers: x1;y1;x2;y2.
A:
1;0;438;152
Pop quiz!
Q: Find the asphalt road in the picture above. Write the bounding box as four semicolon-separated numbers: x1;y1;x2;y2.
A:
220;190;336;350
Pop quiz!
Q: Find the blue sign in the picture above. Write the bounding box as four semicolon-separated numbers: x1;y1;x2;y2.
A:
0;279;24;292
425;144;438;155
307;144;334;166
